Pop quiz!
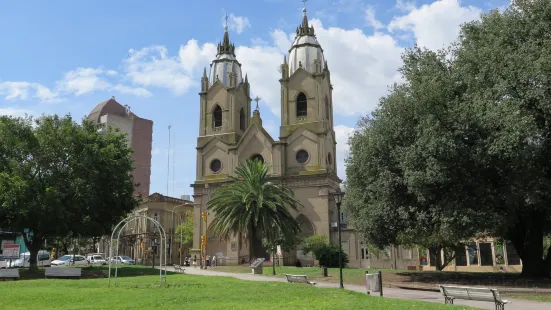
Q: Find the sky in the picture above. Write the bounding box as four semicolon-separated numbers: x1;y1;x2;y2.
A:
0;0;510;198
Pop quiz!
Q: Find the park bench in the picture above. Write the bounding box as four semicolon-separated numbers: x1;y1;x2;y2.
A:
285;274;316;285
45;267;82;279
173;264;185;273
0;269;20;280
440;285;510;310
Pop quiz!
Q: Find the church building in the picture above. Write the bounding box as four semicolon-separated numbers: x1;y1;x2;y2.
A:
190;8;364;266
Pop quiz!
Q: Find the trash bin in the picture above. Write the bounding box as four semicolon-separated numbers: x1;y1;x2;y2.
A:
321;267;328;277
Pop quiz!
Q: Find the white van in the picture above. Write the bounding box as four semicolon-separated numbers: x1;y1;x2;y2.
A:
8;251;51;268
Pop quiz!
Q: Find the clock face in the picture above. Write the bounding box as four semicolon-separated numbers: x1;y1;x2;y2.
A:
296;150;309;164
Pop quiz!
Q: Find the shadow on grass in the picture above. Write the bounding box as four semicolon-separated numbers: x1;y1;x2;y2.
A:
384;271;551;289
15;265;177;280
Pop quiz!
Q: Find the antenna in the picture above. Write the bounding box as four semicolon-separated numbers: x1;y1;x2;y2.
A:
167;125;171;197
172;130;175;195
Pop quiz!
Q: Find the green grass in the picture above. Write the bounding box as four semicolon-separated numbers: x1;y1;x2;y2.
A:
213;265;402;285
0;266;475;309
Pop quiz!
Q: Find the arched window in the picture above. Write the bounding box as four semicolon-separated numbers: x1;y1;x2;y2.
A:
240;108;246;131
213;104;222;128
251;154;264;163
296;92;307;117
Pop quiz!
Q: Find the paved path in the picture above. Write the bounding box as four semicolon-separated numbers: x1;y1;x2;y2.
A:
163;266;551;310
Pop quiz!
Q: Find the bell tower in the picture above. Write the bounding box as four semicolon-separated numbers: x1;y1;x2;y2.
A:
279;6;336;175
197;19;251;146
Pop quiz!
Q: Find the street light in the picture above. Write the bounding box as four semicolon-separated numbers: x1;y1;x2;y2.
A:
332;188;345;289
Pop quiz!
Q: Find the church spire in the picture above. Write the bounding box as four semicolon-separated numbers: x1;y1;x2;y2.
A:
297;0;314;36
217;13;235;56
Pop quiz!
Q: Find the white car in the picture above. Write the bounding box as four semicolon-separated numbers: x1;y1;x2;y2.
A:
8;251;51;268
87;255;107;265
110;256;135;265
51;255;88;266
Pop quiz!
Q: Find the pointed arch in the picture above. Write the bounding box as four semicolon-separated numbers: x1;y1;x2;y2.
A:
296;92;307;117
239;107;246;131
296;214;315;238
212;104;222;128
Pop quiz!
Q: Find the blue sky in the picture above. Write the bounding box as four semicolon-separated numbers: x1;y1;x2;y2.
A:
0;0;509;198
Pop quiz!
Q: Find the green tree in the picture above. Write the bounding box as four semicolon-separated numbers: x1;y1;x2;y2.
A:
346;1;551;277
300;234;328;263
0;115;137;270
207;159;301;262
175;210;194;250
262;227;300;275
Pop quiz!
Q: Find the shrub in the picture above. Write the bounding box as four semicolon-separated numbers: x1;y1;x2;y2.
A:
317;244;349;268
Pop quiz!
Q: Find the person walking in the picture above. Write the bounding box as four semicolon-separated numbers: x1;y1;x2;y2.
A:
212;254;216;267
193;254;197;268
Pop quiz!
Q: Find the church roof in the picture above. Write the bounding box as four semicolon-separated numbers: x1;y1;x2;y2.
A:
288;7;326;75
209;20;243;88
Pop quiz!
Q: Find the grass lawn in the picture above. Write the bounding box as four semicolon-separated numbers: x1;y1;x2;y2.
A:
0;266;476;309
212;265;403;286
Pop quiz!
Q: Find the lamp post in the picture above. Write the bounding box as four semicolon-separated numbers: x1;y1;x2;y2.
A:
332;188;345;289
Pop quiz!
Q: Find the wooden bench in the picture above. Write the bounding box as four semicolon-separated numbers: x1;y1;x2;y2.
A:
45;267;82;279
173;264;185;273
0;269;20;280
285;274;316;285
440;285;510;310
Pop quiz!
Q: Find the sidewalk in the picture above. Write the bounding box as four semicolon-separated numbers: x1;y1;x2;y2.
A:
163;266;551;310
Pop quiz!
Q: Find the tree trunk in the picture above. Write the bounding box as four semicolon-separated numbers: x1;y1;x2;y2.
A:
431;246;445;271
272;245;276;275
23;233;43;271
519;218;545;278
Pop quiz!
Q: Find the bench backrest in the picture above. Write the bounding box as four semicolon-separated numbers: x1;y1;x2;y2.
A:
45;267;82;277
0;269;19;278
440;286;497;302
285;274;308;283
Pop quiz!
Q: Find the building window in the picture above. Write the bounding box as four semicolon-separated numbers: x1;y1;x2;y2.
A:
327;153;333;166
251;154;264;163
239;108;246;131
213;104;222;128
506;242;521;265
296;92;307;117
210;159;222;173
455;245;467;266
479;243;493;266
296;150;309;164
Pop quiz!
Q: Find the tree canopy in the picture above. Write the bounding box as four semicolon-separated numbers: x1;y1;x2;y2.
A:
207;159;302;261
345;1;551;277
0;115;137;269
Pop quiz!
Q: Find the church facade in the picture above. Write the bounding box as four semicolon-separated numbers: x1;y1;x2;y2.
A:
190;9;365;266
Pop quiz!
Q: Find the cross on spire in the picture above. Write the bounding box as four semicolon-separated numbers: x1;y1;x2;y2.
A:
253;96;262;110
302;0;307;11
224;12;229;30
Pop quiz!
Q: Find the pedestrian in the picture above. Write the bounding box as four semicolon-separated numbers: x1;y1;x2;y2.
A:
206;254;210;267
212;254;216;267
193;254;197;267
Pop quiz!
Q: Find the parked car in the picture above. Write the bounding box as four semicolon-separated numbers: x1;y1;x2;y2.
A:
110;256;135;265
51;255;88;266
8;251;51;268
0;258;8;269
86;254;107;265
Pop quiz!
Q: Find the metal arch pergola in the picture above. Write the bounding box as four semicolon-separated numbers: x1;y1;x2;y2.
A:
108;214;168;287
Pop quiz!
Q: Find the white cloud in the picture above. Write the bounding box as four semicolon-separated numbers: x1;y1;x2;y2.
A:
0;107;34;117
57;67;111;96
335;125;355;178
388;0;482;51
224;14;251;34
124;43;215;95
395;0;416;12
56;67;151;97
0;81;62;103
365;6;384;29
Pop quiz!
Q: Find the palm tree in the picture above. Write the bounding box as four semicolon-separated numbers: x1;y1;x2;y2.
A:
207;159;302;263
